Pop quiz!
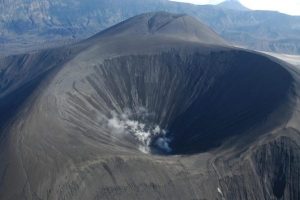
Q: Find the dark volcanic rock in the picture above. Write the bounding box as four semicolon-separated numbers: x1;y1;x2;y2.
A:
0;12;299;200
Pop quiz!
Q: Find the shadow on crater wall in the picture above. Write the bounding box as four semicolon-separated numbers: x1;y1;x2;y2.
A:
65;50;293;155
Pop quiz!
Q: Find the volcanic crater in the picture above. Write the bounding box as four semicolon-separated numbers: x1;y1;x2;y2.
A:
0;12;299;200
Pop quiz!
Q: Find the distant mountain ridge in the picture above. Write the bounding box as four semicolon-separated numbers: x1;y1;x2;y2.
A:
217;0;250;11
1;0;300;55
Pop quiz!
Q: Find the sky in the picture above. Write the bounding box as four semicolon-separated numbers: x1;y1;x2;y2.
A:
170;0;300;16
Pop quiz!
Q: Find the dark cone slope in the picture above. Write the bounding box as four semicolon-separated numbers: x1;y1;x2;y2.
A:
0;12;299;200
91;12;228;45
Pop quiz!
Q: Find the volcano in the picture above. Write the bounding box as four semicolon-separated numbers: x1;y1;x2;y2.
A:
0;12;299;200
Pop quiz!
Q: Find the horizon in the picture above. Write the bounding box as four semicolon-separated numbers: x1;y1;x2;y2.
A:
169;0;300;16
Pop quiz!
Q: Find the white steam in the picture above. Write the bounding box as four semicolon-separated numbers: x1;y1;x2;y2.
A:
107;108;172;154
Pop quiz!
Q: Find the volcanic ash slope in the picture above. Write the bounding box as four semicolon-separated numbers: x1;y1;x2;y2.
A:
0;12;300;200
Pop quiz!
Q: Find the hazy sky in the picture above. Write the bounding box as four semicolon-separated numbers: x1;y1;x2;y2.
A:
170;0;300;16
